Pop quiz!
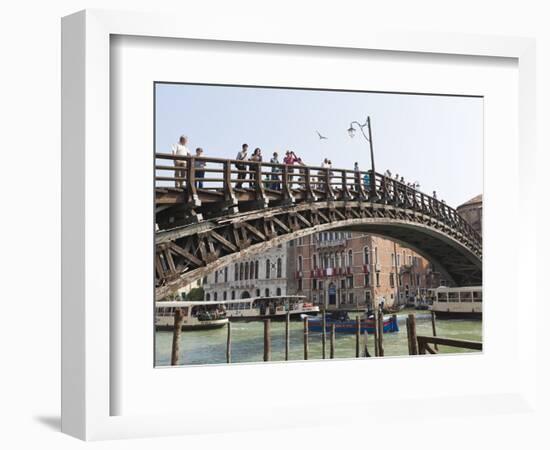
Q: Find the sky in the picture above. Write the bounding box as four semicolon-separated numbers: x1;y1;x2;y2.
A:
155;83;483;208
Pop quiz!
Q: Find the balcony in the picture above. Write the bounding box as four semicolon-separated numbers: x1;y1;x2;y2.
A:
400;264;414;273
315;238;347;248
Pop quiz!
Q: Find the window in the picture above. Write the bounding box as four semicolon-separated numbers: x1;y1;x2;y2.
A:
297;256;303;272
347;276;354;288
364;274;370;287
224;267;228;283
340;279;345;289
336;252;341;268
223;291;227;300
276;287;282;296
214;292;218;301
396;254;401;267
348;250;353;267
390;273;395;288
245;261;249;280
408;255;412;265
239;262;244;280
312;279;318;290
266;259;271;279
298;279;303;291
234;264;238;281
277;258;282;278
231;291;235;300
313;254;318;269
374;247;378;264
391;253;395;266
319;281;324;290
364;247;370;265
249;261;254;280
256;289;260;297
341;293;346;304
214;271;219;283
265;288;270;297
255;260;259;279
330;253;335;269
376;273;380;287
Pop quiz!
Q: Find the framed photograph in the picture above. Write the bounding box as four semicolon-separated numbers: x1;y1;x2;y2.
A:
61;9;537;440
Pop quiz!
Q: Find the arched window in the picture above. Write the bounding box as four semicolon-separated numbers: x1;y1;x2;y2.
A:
249;261;254;279
277;258;282;278
224;267;228;282
265;288;270;297
256;289;260;297
266;259;271;279
223;291;227;300
276;287;282;296
364;247;370;265
214;271;219;283
231;290;235;299
239;262;244;280
255;260;259;279
234;263;238;281
213;292;218;301
244;261;249;280
348;250;353;267
206;293;211;301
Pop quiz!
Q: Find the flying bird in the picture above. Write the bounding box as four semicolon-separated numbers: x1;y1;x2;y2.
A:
316;130;328;140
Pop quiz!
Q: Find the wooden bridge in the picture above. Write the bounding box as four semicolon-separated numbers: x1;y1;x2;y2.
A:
155;153;482;299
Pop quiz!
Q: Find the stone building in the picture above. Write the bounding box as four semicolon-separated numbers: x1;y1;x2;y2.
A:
203;244;288;301
286;231;445;310
457;194;482;235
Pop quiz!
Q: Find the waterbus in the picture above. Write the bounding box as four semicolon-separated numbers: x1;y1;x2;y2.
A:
222;295;319;321
155;301;228;331
430;286;482;319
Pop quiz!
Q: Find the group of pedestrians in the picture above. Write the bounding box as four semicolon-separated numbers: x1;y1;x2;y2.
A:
170;134;442;203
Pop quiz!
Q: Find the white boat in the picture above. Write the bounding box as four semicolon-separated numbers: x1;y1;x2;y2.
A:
430;286;482;319
222;295;319;321
155;301;228;330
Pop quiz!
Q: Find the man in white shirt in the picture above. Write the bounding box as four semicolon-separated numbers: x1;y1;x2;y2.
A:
172;135;190;188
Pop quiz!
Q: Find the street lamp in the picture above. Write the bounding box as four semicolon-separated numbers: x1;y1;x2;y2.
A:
348;116;377;200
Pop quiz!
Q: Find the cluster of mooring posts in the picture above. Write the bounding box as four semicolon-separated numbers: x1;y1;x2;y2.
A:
169;309;482;365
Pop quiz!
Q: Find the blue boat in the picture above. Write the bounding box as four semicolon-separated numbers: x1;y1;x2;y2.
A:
306;311;399;334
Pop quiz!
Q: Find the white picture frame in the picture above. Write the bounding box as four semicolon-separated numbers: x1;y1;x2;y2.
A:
61;9;537;441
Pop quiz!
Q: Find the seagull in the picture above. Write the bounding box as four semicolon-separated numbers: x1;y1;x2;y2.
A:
316;130;328;140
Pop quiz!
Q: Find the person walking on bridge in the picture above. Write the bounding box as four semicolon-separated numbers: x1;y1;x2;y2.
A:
235;143;249;189
270;152;281;190
194;147;206;189
249;147;263;188
172;135;189;189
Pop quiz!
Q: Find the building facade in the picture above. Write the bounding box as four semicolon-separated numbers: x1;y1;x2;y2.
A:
287;231;444;310
457;194;483;235
203;244;288;301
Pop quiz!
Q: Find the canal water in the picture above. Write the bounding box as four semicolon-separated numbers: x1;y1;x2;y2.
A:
155;310;482;366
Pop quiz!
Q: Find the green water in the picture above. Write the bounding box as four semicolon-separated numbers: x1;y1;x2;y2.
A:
155;310;482;366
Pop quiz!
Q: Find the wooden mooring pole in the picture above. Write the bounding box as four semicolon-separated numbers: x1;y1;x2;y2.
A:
373;308;380;357
355;316;361;358
285;312;290;361
264;319;271;362
406;313;418;355
330;323;336;359
303;316;309;360
170;308;183;366
431;311;439;351
377;308;384;357
322;311;327;359
226;321;232;364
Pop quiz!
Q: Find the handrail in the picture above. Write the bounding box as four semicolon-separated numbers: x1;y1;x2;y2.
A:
155;152;482;249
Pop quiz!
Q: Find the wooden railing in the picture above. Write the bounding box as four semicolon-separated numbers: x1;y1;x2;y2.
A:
155;153;482;250
416;335;483;354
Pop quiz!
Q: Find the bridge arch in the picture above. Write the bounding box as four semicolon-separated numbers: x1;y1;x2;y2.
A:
155;154;482;299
